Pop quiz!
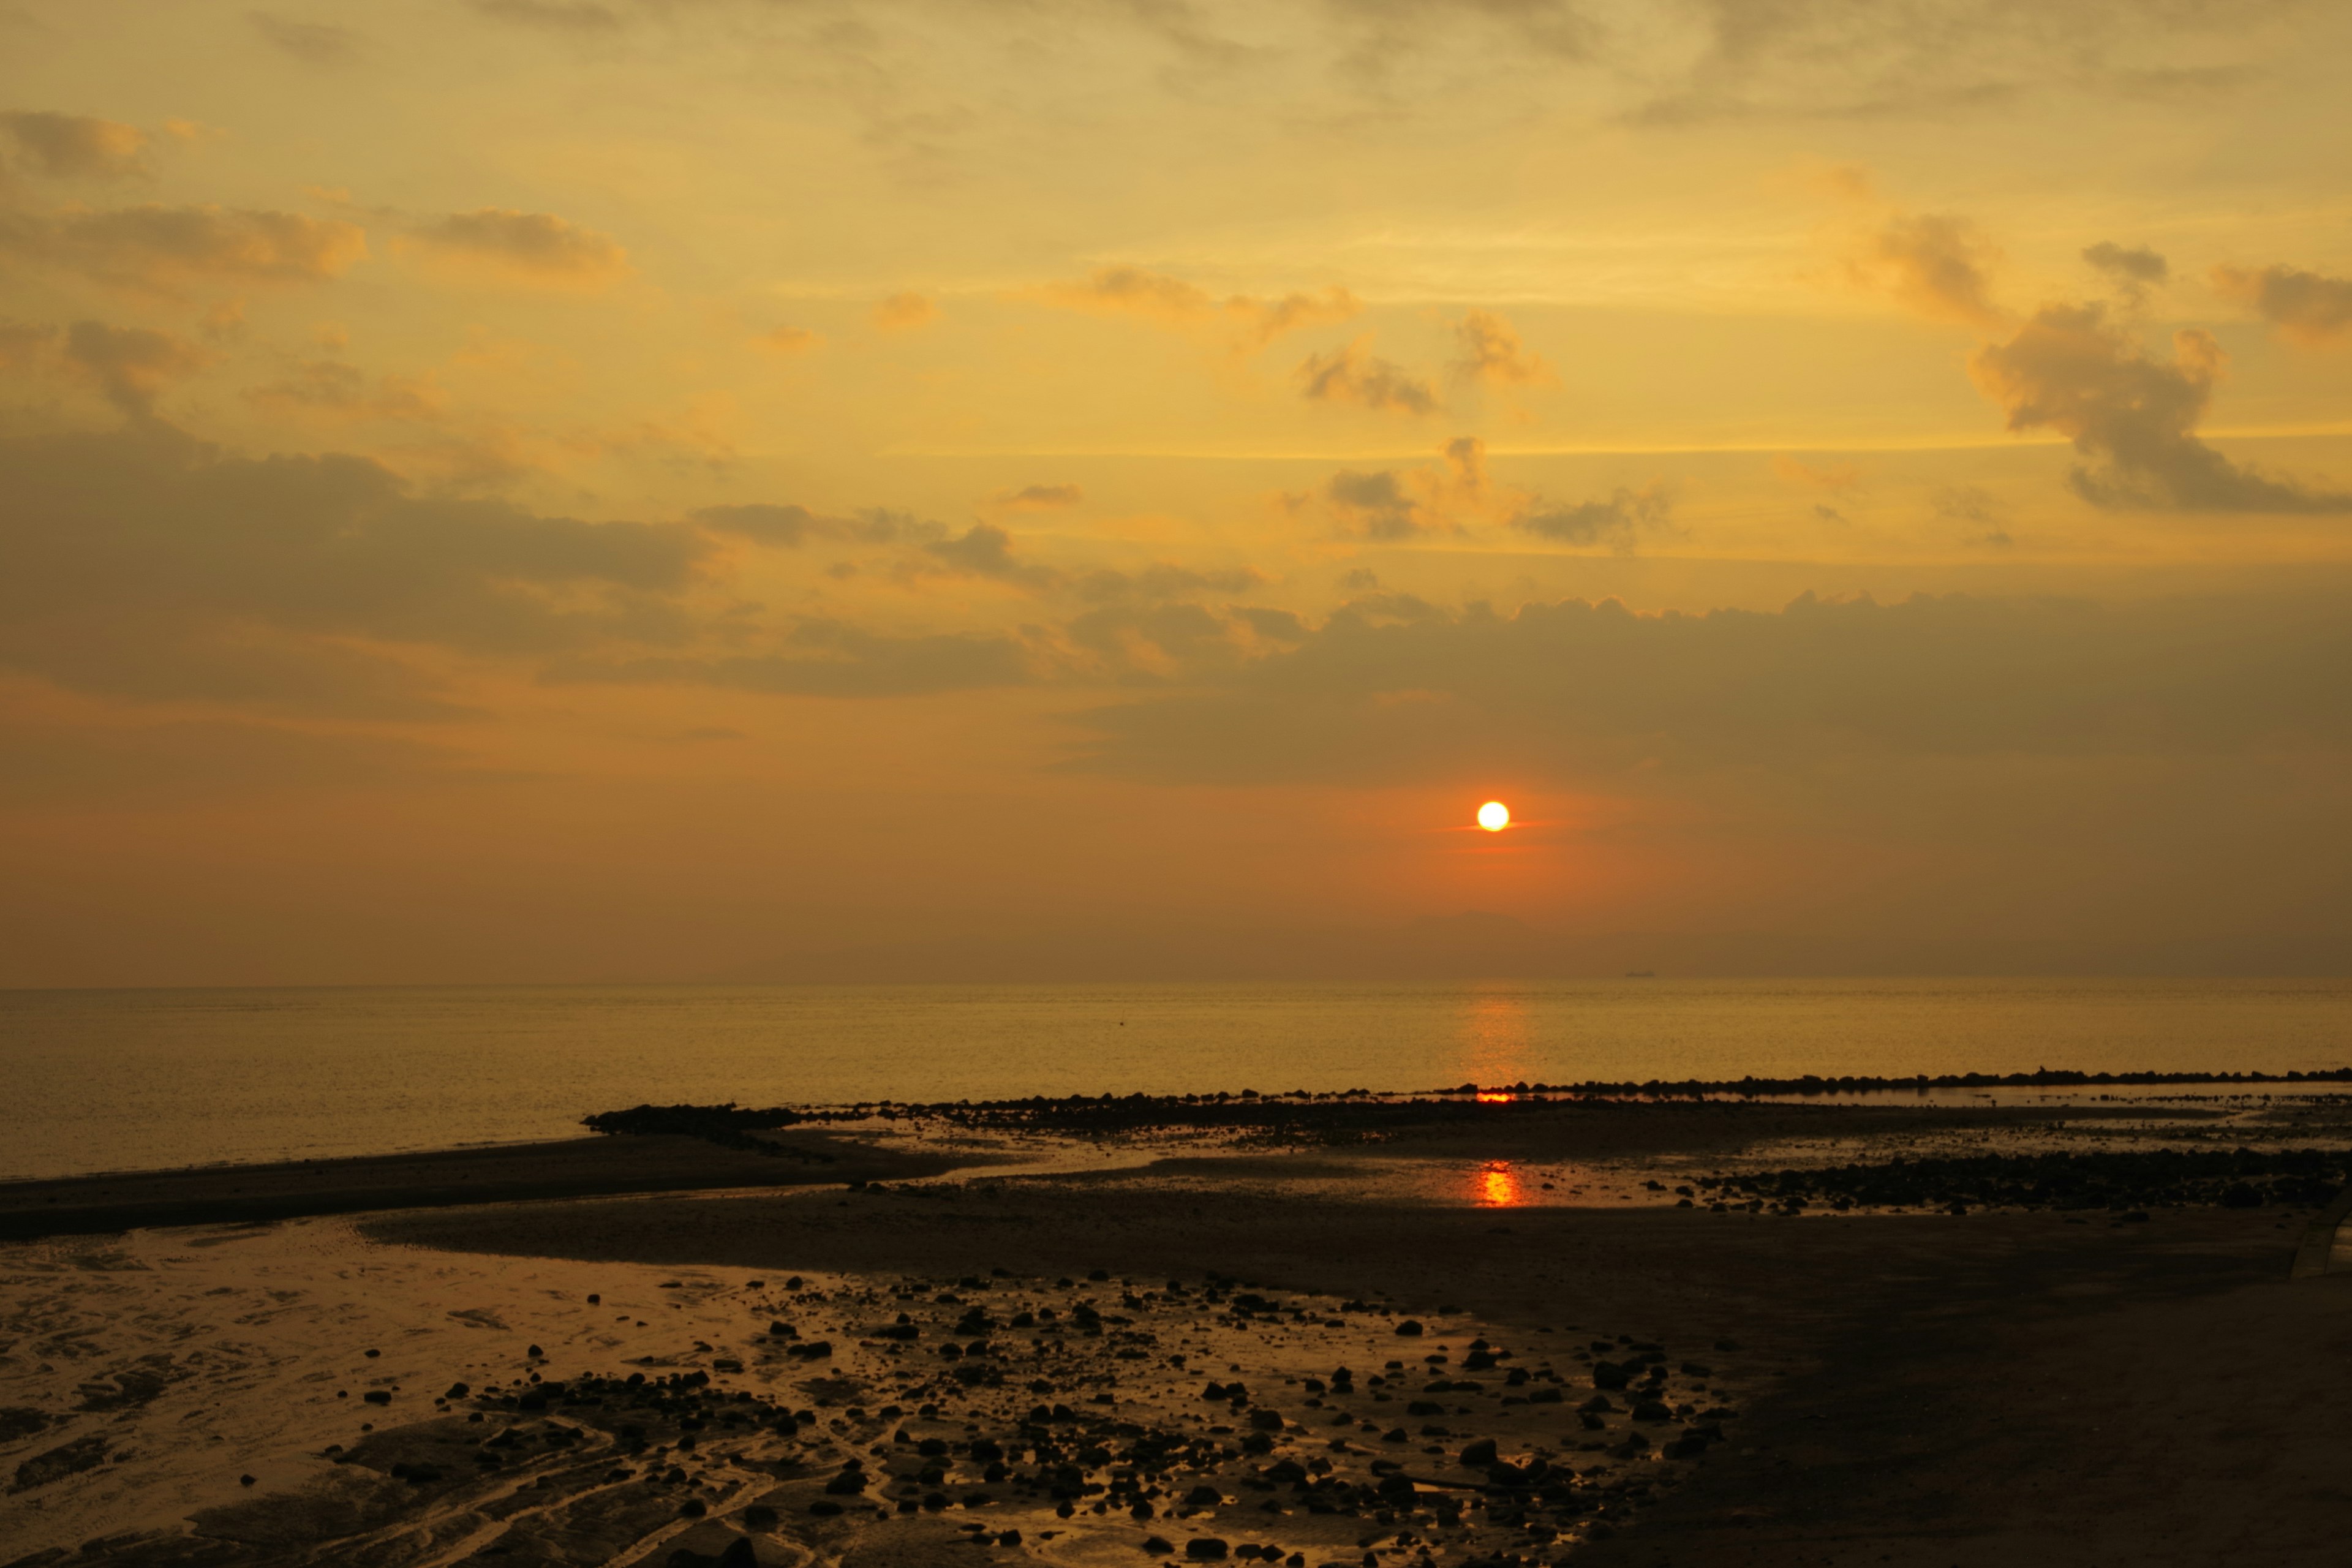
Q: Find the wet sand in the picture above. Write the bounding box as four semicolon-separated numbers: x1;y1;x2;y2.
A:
4;1097;2350;1566
0;1132;965;1243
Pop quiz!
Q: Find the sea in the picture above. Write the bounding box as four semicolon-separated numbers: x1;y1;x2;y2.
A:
4;977;2350;1182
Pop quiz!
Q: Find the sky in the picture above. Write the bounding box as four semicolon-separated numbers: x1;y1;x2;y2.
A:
4;0;2352;986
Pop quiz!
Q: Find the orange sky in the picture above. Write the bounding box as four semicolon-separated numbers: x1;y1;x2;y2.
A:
5;1;2352;984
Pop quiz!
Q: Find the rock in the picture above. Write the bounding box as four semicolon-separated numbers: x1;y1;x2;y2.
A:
1589;1363;1630;1390
526;1344;543;1359
444;1382;470;1400
997;1530;1023;1547
1458;1438;1498;1467
742;1504;778;1529
769;1321;797;1338
808;1500;843;1516
1143;1537;1176;1555
1186;1539;1231;1559
1578;1395;1615;1413
1393;1321;1424;1337
1630;1400;1673;1422
1185;1483;1224;1506
587;1293;600;1304
238;1473;256;1487
1248;1409;1285;1430
361;1390;392;1406
1579;1413;1605;1430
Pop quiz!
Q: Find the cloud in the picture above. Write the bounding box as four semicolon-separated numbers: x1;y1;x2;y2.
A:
1323;468;1423;540
551;622;1035;698
61;320;213;414
1847;211;2004;327
0;111;149;179
2212;263;2352;347
0;202;369;290
1068;588;2352;787
1452;309;1550;386
0;423;710;714
1039;265;1360;351
1513;484;1672;548
247;10;362;64
1;319;217;413
1073;562;1263;604
468;0;624;29
245;359;445;423
2083;241;2169;295
872;292;938;331
1627;0;2293;125
925;522;1061;587
1297;338;1439;416
989;483;1083;510
1969;303;2352;512
405;209;630;290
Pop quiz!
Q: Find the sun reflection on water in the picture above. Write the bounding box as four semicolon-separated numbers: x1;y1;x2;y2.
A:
1473;1161;1525;1207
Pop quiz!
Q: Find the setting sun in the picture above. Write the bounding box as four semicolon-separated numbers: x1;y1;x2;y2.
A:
1477;801;1511;832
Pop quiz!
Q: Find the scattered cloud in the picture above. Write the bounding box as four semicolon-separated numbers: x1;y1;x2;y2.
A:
1;319;216;413
1970;303;2352;512
2084;241;2169;298
2212;263;2352;347
553;622;1035;698
0;202;369;292
247;10;363;65
246;359;445;423
990;483;1084;510
1323;469;1424;540
0;111;149;179
1513;484;1673;549
1297;338;1439;416
0;423;709;715
469;0;624;28
1452;309;1551;387
405;209;630;290
1069;588;2352;788
61;320;213;414
1038;265;1360;352
872;291;938;331
1847;210;2004;328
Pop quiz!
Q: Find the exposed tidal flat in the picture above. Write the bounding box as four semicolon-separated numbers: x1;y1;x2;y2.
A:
4;1085;2352;1566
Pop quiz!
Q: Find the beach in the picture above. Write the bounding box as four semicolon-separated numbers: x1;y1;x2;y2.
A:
5;1090;2351;1566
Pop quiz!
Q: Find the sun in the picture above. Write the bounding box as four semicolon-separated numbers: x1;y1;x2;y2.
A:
1476;800;1510;832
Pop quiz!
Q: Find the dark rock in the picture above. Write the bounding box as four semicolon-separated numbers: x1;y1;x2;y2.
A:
1186;1539;1231;1560
1248;1409;1285;1430
443;1382;470;1400
13;1435;106;1492
1458;1438;1498;1467
1393;1321;1424;1337
1630;1400;1673;1422
1185;1483;1224;1506
361;1390;392;1406
1589;1362;1629;1390
1144;1538;1175;1556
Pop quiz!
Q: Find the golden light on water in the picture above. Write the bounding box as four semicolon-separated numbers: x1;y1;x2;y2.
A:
1476;801;1511;832
1474;1161;1525;1207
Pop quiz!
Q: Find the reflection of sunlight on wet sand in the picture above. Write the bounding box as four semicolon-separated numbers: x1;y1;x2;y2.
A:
1457;989;1533;1088
1474;1160;1525;1207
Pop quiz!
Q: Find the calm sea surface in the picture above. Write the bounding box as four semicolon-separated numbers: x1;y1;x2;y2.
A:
5;978;2351;1181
